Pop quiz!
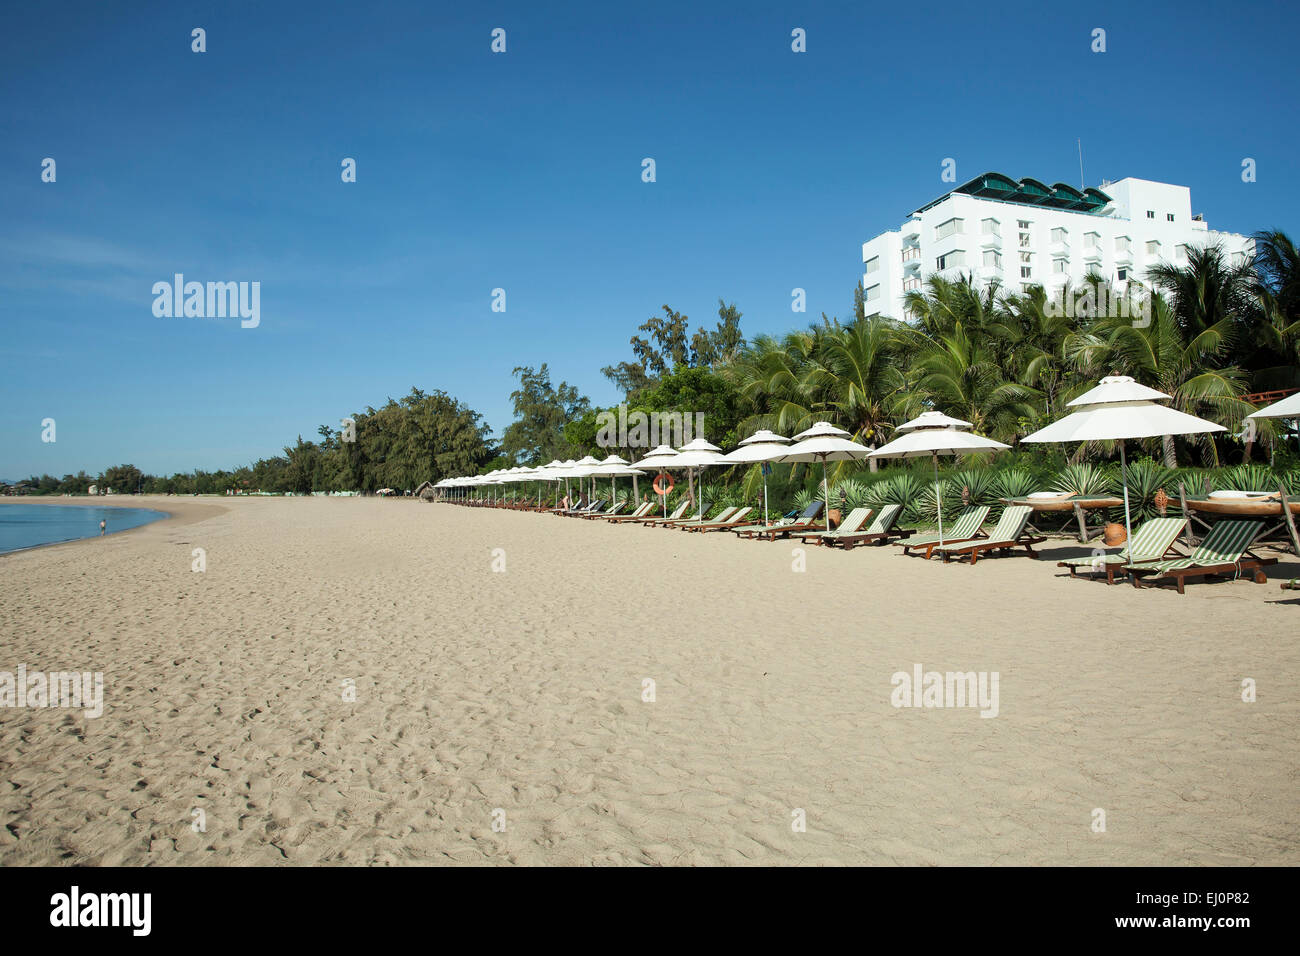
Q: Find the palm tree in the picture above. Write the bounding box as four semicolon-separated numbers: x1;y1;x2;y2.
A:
1067;293;1250;467
1249;230;1300;390
797;316;907;470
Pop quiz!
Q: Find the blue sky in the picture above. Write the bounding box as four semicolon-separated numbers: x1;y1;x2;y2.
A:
2;0;1297;478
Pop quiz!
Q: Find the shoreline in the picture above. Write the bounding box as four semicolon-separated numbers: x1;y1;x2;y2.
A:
0;496;227;558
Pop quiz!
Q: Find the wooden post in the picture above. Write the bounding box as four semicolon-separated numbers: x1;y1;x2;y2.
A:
1071;501;1088;543
1177;481;1196;548
1278;483;1300;556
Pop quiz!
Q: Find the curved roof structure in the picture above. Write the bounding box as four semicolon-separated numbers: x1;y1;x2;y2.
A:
914;172;1113;216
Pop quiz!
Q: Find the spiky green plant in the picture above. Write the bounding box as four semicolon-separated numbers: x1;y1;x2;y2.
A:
1051;462;1116;497
1119;458;1175;520
992;468;1039;501
1212;464;1278;492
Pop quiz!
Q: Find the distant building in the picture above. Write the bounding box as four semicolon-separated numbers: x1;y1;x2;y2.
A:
861;173;1254;320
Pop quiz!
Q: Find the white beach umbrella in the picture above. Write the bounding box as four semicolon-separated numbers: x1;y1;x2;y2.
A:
1246;390;1300;421
591;454;646;504
635;444;682;516
869;412;1010;545
1246;390;1300;454
671;437;727;519
724;429;792;525
779;422;873;531
1021;375;1226;557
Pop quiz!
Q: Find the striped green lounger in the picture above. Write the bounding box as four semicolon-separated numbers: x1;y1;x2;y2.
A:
1057;516;1187;584
935;505;1044;564
897;506;990;559
797;507;873;545
1127;519;1276;594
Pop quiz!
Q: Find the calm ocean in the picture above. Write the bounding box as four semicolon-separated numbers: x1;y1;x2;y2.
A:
0;504;167;554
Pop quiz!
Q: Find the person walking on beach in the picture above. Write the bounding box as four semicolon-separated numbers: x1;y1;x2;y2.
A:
99;518;106;536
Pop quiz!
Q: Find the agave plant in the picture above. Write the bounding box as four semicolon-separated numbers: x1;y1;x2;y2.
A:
944;468;1000;508
832;478;867;511
1051;462;1117;498
1119;458;1175;520
792;488;815;512
1211;464;1278;493
864;472;930;523
992;467;1039;502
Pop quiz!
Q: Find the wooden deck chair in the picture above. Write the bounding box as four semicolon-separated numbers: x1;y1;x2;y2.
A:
684;506;755;532
1128;519;1277;594
634;498;694;525
936;505;1045;564
823;504;910;550
579;500;627;519
735;500;825;540
797;507;873;545
671;505;736;530
896;506;990;559
603;501;656;522
1057;517;1187;585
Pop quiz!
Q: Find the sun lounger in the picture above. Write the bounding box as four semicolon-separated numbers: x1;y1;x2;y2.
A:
671;505;737;530
1283;579;1298;591
1127;519;1277;594
561;499;605;516
602;501;656;522
896;506;990;559
634;499;694;525
935;505;1045;564
1057;516;1188;584
826;504;912;550
735;501;825;540
579;500;627;519
797;507;873;545
683;506;755;532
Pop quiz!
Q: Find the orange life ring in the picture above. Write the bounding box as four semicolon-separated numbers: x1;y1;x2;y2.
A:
652;472;674;496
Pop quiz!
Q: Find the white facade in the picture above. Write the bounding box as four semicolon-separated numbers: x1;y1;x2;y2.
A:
861;175;1254;320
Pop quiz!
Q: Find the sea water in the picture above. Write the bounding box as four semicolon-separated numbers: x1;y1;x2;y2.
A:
0;504;166;554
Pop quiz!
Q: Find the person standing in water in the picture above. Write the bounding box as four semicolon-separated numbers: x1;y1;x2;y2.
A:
99;518;106;536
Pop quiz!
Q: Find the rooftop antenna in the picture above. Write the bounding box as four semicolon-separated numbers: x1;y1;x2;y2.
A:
1077;138;1085;189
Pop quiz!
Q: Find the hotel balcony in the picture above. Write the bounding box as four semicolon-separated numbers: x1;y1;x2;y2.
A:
1082;246;1103;264
1114;247;1134;264
901;247;922;272
979;233;1002;250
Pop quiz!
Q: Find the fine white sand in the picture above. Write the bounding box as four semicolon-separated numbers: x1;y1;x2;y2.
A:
1;495;1297;865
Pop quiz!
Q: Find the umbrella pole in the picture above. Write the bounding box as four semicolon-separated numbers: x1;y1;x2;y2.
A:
1120;441;1134;566
763;469;769;527
934;452;943;547
822;458;830;531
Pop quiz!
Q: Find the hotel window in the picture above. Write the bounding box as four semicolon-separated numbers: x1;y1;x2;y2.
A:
1117;268;1128;281
936;251;965;270
1176;244;1189;261
1053;258;1069;274
865;283;881;302
983;249;1002;268
1084;232;1100;248
1167;213;1175;222
1020;251;1032;264
1146;240;1162;256
935;218;964;241
1017;220;1030;229
1021;266;1032;279
865;256;880;274
1115;236;1131;252
981;218;999;234
1146;210;1155;218
1050;227;1068;243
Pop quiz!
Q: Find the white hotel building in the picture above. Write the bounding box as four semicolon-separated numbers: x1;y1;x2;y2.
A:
861;173;1253;319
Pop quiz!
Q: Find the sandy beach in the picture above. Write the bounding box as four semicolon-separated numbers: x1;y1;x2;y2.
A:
0;495;1297;866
